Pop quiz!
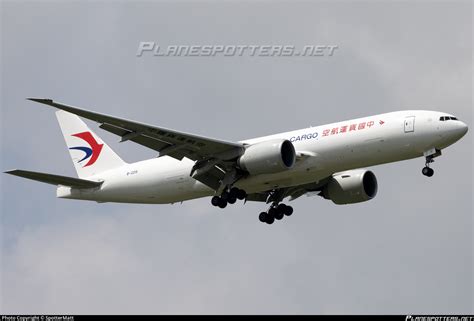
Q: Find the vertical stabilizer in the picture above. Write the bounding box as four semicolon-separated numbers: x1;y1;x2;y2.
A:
55;110;126;178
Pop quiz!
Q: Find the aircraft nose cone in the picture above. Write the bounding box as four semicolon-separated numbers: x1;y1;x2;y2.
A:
452;121;468;141
458;121;468;137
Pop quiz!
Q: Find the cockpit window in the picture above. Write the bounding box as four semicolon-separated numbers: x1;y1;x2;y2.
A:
439;116;459;121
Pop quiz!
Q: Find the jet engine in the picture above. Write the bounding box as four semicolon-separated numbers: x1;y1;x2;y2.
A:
321;169;378;205
237;139;296;175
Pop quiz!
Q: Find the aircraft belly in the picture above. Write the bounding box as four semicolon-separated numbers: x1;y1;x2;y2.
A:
91;165;213;204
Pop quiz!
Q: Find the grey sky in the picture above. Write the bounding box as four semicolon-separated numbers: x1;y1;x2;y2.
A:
1;0;472;314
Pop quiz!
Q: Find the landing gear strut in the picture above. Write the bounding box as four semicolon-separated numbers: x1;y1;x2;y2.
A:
422;156;435;177
259;203;293;225
211;187;247;209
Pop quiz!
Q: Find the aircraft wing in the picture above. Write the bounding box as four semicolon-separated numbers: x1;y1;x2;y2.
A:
28;99;245;162
28;98;245;190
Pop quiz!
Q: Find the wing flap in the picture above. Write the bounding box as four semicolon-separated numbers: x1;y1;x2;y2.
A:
5;169;102;189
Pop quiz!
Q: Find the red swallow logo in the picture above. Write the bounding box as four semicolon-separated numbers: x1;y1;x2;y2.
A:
69;132;103;167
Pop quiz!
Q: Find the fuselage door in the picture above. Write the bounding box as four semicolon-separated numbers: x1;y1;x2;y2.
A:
404;116;415;133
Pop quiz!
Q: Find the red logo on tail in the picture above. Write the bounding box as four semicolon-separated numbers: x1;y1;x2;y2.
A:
70;132;103;167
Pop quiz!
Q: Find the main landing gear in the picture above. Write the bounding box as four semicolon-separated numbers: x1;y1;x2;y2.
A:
422;156;435;177
211;186;293;225
258;203;293;225
211;187;247;209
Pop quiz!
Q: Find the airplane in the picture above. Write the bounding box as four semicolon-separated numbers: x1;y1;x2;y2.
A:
5;99;468;224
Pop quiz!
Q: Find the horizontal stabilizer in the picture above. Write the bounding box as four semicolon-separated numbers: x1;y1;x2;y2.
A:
4;169;102;189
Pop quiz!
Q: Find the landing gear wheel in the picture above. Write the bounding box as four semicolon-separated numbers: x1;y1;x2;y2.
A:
220;191;229;201
274;211;284;220
211;196;220;207
265;215;275;224
218;198;227;208
227;197;237;204
236;189;247;200
422;167;434;177
268;207;277;217
427;168;434;177
259;212;267;223
229;187;239;199
284;206;293;216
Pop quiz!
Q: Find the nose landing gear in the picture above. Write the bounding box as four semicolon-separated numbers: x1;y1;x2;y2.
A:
422;156;435;177
421;149;442;177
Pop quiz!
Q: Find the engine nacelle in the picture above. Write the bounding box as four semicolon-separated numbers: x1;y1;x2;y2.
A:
237;139;296;175
322;169;378;205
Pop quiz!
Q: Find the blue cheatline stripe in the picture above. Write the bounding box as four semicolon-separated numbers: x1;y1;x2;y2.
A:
69;146;93;163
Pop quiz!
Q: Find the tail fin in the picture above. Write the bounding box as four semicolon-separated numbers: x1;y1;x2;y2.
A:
56;110;126;178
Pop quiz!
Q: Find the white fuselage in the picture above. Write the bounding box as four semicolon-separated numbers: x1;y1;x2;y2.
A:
57;110;468;204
